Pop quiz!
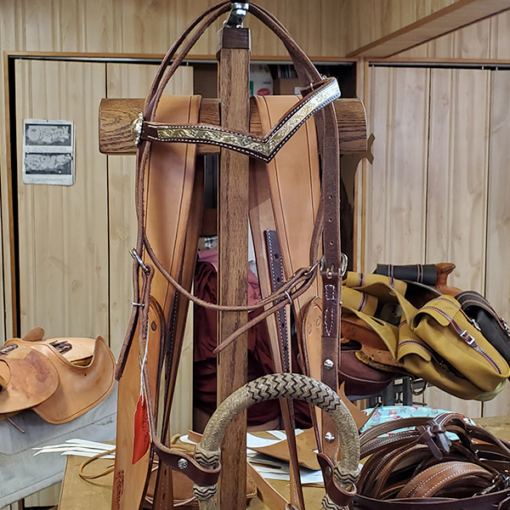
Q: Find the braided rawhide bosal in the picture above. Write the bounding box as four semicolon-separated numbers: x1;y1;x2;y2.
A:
192;373;360;510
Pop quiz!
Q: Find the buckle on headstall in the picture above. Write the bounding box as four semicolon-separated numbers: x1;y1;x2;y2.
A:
417;422;451;459
320;253;348;280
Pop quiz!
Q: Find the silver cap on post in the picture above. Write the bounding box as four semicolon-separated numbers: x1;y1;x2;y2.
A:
225;3;250;28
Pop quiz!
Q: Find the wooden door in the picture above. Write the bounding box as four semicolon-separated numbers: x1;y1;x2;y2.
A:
366;65;501;418
15;60;109;341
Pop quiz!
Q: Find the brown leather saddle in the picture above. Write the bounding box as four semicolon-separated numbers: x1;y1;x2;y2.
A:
0;329;115;424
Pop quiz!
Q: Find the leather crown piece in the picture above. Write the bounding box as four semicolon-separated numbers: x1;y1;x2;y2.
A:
0;328;115;424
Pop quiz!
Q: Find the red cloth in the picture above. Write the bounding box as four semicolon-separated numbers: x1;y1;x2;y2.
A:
193;255;312;428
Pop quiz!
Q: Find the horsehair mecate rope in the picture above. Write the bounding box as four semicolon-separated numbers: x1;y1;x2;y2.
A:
193;373;361;510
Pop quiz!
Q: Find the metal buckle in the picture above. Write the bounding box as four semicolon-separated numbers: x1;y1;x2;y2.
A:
320;253;348;280
460;329;476;345
225;2;249;28
303;257;322;277
132;113;143;145
340;253;348;277
130;248;150;274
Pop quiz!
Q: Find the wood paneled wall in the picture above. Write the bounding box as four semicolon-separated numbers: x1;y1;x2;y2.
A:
366;65;510;418
399;7;510;58
341;0;456;56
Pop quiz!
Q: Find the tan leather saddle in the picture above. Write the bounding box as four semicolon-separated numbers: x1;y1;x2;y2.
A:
0;329;115;424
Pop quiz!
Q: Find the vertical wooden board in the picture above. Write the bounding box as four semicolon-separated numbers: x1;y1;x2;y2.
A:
426;69;490;291
481;71;510;417
490;10;510;59
425;68;491;418
452;17;491;59
105;64;193;358
23;0;57;51
0;0;24;343
425;387;481;418
365;66;429;272
15;60;109;340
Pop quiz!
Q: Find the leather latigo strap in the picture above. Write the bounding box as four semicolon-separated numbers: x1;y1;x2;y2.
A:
113;96;201;510
354;412;510;510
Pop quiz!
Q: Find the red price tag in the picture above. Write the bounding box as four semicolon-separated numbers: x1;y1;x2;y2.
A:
132;394;150;464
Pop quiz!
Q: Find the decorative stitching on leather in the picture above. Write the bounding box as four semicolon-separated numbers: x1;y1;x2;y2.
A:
406;463;488;498
146;80;340;162
323;306;335;337
358;292;366;312
324;284;336;302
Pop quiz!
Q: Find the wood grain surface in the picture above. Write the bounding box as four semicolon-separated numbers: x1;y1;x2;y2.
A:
98;97;367;155
217;29;250;510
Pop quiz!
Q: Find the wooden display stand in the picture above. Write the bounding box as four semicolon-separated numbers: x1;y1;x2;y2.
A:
98;18;367;510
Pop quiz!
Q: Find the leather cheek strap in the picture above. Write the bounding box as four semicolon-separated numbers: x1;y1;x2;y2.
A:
151;442;221;488
317;453;356;507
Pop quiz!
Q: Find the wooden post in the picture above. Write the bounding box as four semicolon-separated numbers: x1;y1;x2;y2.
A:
216;26;250;510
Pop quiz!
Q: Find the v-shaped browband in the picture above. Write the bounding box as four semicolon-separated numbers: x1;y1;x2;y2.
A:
137;79;340;162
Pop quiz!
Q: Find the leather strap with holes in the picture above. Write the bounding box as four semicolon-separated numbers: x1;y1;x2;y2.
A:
355;412;510;510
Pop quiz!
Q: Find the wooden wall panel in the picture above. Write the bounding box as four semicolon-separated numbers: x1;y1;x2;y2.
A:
426;69;490;292
366;66;496;418
364;66;429;272
15;60;109;340
423;68;490;418
398;8;510;58
482;71;510;417
342;0;456;57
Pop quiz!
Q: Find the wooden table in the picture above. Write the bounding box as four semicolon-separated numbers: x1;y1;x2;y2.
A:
59;415;510;509
58;454;324;509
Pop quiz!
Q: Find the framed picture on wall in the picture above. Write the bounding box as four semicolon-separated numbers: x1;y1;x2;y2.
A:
22;119;75;185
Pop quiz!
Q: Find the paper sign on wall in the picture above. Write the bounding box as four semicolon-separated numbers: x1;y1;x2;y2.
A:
22;119;75;186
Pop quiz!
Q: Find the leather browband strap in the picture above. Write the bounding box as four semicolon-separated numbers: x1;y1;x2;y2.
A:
137;78;340;163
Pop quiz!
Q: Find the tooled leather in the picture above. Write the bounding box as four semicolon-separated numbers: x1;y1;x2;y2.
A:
0;344;59;413
140;78;340;163
15;337;115;424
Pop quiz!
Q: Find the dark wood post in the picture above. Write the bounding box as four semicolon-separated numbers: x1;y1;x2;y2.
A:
216;25;251;510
